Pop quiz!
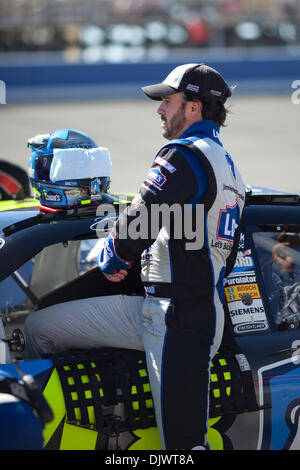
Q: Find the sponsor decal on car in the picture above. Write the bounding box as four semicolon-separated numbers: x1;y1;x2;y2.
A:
225;247;269;334
258;357;300;450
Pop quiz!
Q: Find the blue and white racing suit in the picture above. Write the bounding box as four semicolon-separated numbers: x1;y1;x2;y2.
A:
98;119;245;449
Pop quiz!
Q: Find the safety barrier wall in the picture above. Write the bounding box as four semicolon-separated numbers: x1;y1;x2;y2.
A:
0;54;299;102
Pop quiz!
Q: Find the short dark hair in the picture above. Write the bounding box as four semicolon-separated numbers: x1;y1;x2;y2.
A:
183;86;234;127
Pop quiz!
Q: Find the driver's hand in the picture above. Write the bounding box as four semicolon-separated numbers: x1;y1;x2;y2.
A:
103;269;128;283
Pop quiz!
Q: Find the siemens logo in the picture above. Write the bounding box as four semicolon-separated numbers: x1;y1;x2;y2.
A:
230;306;265;317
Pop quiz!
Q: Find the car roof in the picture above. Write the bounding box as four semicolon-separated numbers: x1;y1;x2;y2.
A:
245;185;300;206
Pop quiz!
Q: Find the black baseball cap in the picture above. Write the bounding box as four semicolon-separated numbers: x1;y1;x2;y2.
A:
142;63;230;103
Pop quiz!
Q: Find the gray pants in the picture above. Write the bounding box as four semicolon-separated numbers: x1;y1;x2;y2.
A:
24;293;224;449
24;294;172;448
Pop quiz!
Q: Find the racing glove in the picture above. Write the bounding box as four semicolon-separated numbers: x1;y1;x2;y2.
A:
97;233;132;275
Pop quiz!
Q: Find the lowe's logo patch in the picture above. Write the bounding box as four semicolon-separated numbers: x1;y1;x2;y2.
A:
44;190;62;203
217;203;241;242
146;167;167;188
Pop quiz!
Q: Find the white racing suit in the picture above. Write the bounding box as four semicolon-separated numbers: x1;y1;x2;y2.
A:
25;120;245;450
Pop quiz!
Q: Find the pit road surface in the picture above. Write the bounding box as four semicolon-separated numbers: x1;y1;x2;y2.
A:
0;94;298;195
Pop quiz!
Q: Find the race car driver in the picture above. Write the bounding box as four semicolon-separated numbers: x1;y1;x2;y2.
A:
98;64;245;450
24;64;245;451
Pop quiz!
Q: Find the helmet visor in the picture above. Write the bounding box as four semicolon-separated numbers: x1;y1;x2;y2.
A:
32;176;111;208
34;154;53;182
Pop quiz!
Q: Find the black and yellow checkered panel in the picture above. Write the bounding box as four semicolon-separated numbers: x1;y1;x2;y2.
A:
45;347;257;436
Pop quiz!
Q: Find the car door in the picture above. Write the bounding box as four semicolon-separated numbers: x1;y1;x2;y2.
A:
226;203;300;450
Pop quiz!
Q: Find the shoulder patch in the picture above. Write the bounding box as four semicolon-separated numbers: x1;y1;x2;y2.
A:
146;167;167;189
154;155;176;173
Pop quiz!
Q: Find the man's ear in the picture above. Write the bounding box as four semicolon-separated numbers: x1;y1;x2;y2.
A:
187;99;203;119
192;100;202;114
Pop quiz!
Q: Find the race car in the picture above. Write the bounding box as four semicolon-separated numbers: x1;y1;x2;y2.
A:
0;185;299;451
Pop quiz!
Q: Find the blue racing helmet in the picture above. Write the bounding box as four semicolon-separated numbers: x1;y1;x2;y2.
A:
28;129;112;209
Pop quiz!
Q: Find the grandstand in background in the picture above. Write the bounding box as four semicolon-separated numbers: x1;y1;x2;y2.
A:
0;0;300;62
0;1;299;102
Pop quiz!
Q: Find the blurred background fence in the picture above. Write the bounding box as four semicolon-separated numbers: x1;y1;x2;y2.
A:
0;0;299;101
